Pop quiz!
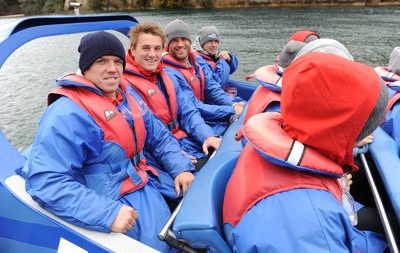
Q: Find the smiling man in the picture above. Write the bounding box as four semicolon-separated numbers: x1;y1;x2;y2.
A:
162;19;245;136
192;25;241;99
123;22;222;202
23;31;195;252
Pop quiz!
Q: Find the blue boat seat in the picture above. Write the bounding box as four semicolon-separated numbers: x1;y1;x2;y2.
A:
369;127;400;224
172;116;245;252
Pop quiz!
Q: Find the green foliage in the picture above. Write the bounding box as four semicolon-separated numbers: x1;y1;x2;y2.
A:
20;0;63;14
88;0;105;10
21;0;45;15
0;0;21;15
43;0;64;13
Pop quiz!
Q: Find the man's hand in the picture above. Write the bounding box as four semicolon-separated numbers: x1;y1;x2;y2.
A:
202;136;221;155
355;134;373;147
218;51;231;62
181;150;197;164
233;102;245;115
110;205;138;234
174;171;195;196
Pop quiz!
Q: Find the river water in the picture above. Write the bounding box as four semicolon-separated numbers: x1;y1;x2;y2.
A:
1;6;399;151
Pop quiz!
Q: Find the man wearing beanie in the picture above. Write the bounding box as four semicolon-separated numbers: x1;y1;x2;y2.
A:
23;31;194;252
223;53;388;252
123;22;222;199
162;19;245;136
192;25;242;101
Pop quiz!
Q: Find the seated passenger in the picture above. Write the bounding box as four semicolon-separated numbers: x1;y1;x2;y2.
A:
288;30;320;43
22;31;194;252
223;52;389;253
192;25;243;101
375;47;400;84
123;22;221;178
162;19;245;135
381;80;400;146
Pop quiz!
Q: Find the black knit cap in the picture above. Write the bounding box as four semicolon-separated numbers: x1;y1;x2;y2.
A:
78;31;126;73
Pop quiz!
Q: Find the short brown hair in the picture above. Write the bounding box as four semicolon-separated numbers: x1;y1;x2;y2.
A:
129;22;166;48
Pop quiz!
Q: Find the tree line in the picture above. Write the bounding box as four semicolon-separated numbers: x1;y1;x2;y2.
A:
0;0;212;16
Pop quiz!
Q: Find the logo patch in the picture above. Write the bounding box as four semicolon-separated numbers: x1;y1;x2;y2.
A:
147;88;156;97
104;109;117;121
190;76;195;83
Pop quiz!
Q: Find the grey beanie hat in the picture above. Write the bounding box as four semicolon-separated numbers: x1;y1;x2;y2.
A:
164;19;191;46
78;31;126;73
388;47;400;75
357;78;388;141
278;41;306;68
199;26;219;46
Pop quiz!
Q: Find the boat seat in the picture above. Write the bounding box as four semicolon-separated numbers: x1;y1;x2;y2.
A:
0;130;159;253
369;127;400;223
172;116;245;252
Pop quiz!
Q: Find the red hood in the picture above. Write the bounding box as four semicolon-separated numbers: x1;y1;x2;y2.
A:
289;30;320;42
281;53;381;171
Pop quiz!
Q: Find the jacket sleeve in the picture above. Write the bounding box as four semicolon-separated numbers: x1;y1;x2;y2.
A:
129;88;195;178
227;52;239;74
168;72;216;143
23;98;122;232
164;67;234;122
381;101;400;146
196;55;236;106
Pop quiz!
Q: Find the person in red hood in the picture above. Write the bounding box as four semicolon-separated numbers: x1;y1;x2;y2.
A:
223;52;389;252
289;30;320;43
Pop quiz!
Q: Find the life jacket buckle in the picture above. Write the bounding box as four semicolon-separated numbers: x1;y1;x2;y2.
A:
130;151;144;166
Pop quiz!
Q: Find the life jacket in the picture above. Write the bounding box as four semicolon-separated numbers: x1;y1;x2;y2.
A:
224;113;342;227
195;51;217;70
48;74;158;196
375;66;400;85
235;86;281;141
237;64;283;140
387;90;400;113
244;64;283;85
163;51;205;101
124;65;188;140
195;50;238;98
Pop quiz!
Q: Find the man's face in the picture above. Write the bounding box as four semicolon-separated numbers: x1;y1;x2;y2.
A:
131;33;163;72
202;40;219;55
168;37;191;64
84;55;123;98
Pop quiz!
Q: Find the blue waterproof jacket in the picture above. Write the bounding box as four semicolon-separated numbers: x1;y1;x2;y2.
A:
381;86;400;146
196;52;238;90
124;65;215;160
164;67;234;135
22;76;192;246
194;55;237;106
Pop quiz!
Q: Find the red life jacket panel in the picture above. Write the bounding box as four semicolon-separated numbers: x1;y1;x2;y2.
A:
124;66;188;140
48;74;158;196
387;91;400;112
163;51;205;101
195;51;217;70
224;113;342;227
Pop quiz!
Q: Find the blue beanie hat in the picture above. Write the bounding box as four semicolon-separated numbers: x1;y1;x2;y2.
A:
78;31;126;73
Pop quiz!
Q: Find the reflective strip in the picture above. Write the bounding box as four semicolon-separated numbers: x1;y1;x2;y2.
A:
286;140;305;166
276;77;283;87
